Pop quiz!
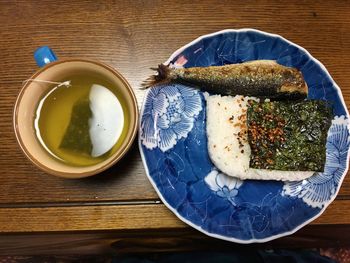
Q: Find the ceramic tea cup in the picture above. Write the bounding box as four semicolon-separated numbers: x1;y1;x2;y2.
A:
14;46;138;178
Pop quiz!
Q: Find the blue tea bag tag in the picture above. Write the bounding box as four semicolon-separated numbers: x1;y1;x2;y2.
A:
34;46;58;67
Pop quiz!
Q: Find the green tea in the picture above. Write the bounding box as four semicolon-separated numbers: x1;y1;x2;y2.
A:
34;72;129;166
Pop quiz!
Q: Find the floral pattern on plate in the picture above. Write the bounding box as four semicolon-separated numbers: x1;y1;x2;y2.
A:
140;84;202;152
283;116;350;208
139;29;350;243
205;169;243;206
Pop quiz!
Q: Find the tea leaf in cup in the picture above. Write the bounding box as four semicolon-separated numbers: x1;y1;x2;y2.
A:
59;97;93;155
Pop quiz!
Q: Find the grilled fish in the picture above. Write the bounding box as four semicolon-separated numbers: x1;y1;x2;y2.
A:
143;60;308;99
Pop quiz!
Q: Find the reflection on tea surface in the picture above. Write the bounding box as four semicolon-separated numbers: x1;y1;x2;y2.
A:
34;73;128;166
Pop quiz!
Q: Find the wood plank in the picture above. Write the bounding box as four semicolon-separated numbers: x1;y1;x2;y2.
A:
0;0;349;207
0;225;349;255
0;200;349;233
0;140;158;203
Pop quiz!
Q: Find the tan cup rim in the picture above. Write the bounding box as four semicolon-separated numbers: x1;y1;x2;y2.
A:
13;58;139;178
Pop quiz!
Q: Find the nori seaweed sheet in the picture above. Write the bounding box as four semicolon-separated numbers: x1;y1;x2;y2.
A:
59;98;92;155
247;100;332;171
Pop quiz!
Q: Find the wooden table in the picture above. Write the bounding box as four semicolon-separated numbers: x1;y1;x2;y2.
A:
0;0;349;254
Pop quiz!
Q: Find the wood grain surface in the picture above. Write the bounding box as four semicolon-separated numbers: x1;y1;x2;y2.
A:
0;0;350;249
1;201;350;233
1;225;349;255
1;225;350;255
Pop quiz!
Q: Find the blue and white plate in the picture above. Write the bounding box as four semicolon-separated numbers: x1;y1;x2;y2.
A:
139;29;350;243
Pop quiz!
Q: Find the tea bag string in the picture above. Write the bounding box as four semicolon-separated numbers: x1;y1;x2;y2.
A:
23;79;71;88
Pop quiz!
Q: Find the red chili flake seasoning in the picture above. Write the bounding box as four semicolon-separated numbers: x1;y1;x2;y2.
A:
238;114;245;121
247;100;332;171
248;102;286;169
266;158;274;165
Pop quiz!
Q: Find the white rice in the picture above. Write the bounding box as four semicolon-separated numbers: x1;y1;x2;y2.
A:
206;94;314;181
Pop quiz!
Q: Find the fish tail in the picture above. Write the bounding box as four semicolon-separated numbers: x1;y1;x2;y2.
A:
141;64;173;89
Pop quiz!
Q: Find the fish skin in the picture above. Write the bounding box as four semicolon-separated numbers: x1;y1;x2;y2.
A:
166;60;308;99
